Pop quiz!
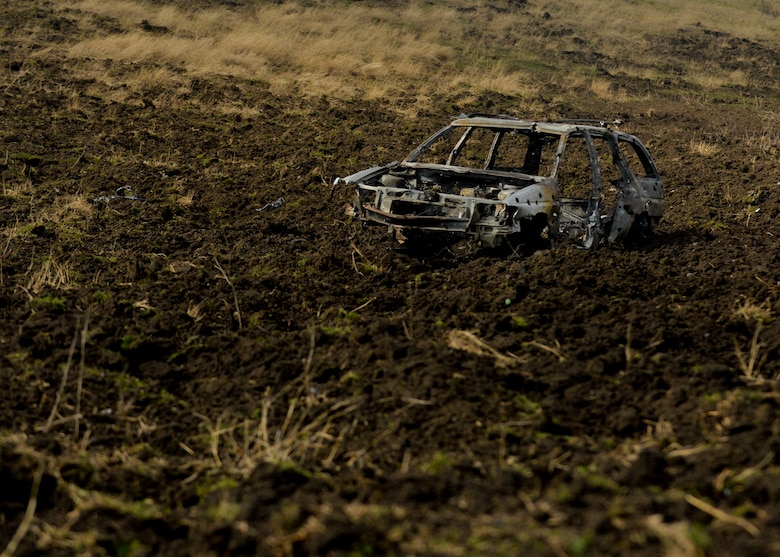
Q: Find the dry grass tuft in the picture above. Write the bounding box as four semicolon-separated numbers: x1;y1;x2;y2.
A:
734;323;768;380
2;175;33;198
642;514;703;557
26;254;72;294
744;111;780;155
732;296;773;381
176;192;194;207
684;492;760;537
689;136;720;157
39;194;93;226
733;297;772;323
446;330;526;368
194;389;364;477
187;300;205;322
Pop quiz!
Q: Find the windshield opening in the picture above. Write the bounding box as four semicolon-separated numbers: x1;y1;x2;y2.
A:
408;126;559;176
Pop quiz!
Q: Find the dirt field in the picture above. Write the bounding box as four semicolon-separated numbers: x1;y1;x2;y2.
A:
2;2;780;556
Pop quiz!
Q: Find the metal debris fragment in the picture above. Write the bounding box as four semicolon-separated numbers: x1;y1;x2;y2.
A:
257;197;285;211
91;186;144;204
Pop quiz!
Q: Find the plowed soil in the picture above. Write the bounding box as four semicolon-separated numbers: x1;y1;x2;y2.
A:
2;3;780;557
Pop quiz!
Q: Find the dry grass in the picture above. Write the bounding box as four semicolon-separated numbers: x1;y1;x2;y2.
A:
65;0;462;102
642;514;702;557
41;0;778;110
689;136;721;157
733;297;773;323
26;254;72;294
1;175;33;198
684;492;760;537
732;297;773;381
744;111;780;155
688;69;750;91
38;194;93;227
734;323;768;380
194;389;364;477
446;330;526;368
545;0;780;45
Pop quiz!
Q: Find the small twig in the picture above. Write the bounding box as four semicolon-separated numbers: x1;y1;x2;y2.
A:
400;449;411;474
349;297;376;313
42;327;79;432
178;442;195;456
350;249;362;276
684;493;760;537
209;417;224;467
303;327;316;375
323;423;351;469
37;414;83;430
214;258;242;329
401;319;413;340
624;323;633;371
400;396;433;406
1;466;42;557
733;451;774;484
350;242;379;274
734;323;766;379
74;313;90;441
1;217;17;258
448;330;525;368
66;148;85;176
666;444;710;459
524;339;567;362
17;285;33;302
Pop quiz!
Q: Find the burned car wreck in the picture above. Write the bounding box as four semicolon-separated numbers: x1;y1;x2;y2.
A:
335;114;664;249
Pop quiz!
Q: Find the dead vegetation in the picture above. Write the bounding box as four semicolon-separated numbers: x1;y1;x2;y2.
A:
3;0;774;113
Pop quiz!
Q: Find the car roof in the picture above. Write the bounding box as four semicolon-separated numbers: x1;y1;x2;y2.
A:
449;114;627;136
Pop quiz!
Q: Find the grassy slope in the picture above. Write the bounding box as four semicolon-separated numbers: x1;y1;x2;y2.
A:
9;0;779;110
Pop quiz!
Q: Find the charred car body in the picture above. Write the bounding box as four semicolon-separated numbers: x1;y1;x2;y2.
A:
336;114;664;249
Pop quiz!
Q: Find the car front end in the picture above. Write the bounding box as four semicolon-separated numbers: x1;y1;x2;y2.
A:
339;164;556;248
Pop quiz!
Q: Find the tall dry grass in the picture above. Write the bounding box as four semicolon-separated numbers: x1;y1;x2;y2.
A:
544;0;780;43
66;0;468;102
27;0;780;108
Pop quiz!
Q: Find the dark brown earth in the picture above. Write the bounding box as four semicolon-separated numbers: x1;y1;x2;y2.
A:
1;3;780;556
